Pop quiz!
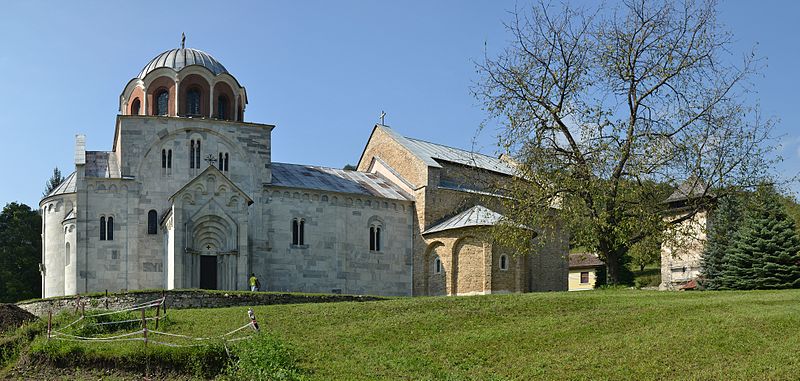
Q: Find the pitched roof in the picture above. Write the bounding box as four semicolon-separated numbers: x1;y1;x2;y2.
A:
43;171;77;199
169;166;253;205
664;177;710;203
269;163;413;201
423;205;504;235
376;125;517;176
568;253;605;269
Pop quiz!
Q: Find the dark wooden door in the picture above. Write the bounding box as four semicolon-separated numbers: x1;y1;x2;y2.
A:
200;256;217;290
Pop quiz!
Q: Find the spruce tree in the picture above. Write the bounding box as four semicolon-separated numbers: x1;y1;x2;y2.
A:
719;185;800;290
700;194;742;289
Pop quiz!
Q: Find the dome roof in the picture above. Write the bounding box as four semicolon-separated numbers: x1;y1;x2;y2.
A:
138;48;228;79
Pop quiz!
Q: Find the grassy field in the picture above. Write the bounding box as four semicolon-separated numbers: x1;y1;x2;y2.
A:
8;289;800;380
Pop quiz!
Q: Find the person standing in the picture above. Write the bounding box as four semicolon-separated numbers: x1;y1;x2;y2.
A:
249;273;260;292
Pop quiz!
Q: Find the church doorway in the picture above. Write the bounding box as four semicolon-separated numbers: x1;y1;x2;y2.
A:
199;255;217;289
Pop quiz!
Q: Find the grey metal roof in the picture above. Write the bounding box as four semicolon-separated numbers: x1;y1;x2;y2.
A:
85;151;120;178
138;48;228;79
63;209;75;222
379;125;517;176
423;205;504;235
44;171;77;199
665;177;710;203
269;163;413;201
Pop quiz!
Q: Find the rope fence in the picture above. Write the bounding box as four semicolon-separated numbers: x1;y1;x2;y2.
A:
46;293;260;348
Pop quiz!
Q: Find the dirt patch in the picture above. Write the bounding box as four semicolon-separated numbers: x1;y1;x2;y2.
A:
0;304;37;332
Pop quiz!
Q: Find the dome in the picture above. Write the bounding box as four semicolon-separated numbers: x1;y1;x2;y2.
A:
138;48;228;79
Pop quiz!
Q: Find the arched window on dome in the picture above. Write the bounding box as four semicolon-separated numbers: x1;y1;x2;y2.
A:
155;90;169;116
130;98;141;115
186;88;201;116
217;95;228;120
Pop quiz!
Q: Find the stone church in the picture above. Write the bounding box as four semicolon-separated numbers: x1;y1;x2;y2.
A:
39;46;568;299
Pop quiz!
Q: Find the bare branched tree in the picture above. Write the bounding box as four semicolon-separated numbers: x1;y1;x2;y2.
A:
476;0;776;284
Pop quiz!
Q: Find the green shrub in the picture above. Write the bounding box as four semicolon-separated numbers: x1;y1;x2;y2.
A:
225;333;307;381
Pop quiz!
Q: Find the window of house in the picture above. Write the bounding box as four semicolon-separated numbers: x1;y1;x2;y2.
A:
580;271;589;284
499;254;508;271
147;210;158;235
155;90;169;116
217;95;228;120
106;217;114;241
217;152;229;172
186;88;201;116
218;152;224;171
167;149;172;169
434;257;442;274
224;153;229;172
162;149;167;169
130;98;141;115
65;242;70;266
190;140;195;168
100;216;106;240
292;218;305;246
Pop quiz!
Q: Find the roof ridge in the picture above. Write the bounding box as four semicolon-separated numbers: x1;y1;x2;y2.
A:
404;136;500;160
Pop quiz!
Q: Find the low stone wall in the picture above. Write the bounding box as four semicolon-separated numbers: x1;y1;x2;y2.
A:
17;290;386;317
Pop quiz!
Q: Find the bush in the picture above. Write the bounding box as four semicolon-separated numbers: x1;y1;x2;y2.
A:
225;333;307;381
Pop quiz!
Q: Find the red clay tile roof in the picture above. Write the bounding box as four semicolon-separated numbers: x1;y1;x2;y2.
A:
569;253;605;269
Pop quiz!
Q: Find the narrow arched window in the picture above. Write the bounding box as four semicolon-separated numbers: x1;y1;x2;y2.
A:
130;98;141;115
224;153;229;172
217;95;228;120
167;149;172;169
499;255;508;271
162;149;167;169
369;227;375;250
369;222;383;251
218;152;224;170
147;210;158;235
100;216;106;240
195;140;201;168
65;242;71;266
187;88;201;116
155;90;169;116
190;140;195;169
299;219;305;245
106;217;114;241
292;219;299;245
434;257;442;274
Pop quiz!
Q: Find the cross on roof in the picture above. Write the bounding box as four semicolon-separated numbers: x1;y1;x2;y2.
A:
379;110;386;125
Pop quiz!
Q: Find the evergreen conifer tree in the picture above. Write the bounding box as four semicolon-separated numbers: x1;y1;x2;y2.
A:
718;185;800;289
700;194;742;289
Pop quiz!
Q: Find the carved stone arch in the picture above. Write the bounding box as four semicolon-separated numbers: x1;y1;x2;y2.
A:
187;198;239;252
217;184;229;195
109;184;118;192
424;241;447;296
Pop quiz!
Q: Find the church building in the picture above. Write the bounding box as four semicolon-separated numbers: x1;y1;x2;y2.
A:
39;46;568;298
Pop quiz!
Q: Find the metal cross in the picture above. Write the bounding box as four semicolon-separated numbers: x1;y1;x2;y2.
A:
181;33;186;49
204;154;217;166
379;110;386;125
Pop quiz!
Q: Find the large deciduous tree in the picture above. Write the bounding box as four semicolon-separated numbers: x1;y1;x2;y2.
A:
0;202;42;302
476;0;775;283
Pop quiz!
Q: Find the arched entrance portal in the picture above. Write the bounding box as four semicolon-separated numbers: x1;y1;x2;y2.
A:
190;214;239;290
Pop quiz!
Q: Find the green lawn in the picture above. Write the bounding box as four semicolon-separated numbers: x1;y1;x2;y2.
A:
13;289;800;380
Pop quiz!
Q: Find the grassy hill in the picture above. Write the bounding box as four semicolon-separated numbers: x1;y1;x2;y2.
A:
5;289;800;380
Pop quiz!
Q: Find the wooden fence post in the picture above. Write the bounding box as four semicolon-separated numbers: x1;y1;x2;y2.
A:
47;310;52;341
155;301;161;330
141;308;148;347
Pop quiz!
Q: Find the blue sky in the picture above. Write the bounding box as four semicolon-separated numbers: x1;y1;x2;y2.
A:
0;1;798;207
